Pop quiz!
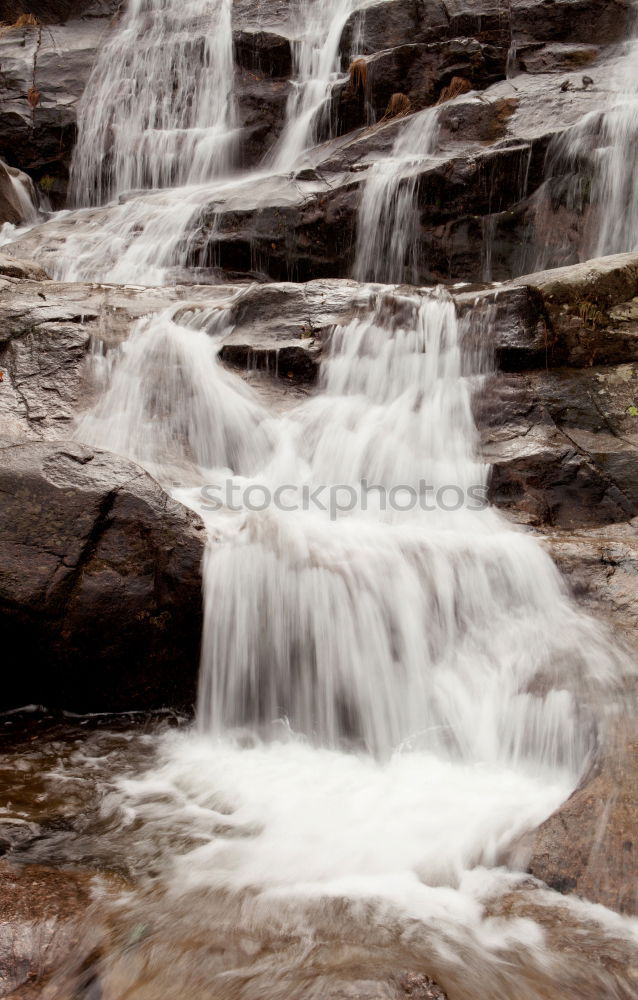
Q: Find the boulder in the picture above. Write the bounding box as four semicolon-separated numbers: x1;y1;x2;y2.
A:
0;441;205;712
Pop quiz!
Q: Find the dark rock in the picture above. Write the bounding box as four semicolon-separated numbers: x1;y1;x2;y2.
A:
0;20;113;204
340;0;511;60
234;29;292;78
0;0;119;22
511;0;634;46
0;441;205;713
235;68;290;168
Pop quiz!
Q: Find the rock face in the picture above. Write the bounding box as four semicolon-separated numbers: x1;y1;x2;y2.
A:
0;19;112;204
521;722;638;915
0;440;205;712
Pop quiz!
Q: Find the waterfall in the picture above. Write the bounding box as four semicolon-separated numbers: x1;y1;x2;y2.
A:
73;281;628;936
78;288;619;772
528;36;638;270
70;0;237;207
10;0;637;983
271;0;362;170
55;0;374;282
353;108;440;283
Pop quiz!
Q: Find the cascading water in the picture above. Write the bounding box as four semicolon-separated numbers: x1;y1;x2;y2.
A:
45;0;377;283
527;35;638;270
353;108;440;283
5;0;638;993
76;283;623;879
271;0;362;170
70;0;237;207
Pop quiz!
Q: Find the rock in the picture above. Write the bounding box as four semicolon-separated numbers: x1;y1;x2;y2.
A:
522;720;638;915
0;0;118;22
0;441;205;713
516;42;600;74
233;29;293;78
0;860;96;996
340;0;511;61
544;521;638;636
511;0;634;46
0;160;39;226
331;38;501;133
0;251;49;280
0;19;114;204
481;367;638;528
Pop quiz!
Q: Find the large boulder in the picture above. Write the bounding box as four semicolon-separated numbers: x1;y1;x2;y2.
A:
0;441;205;712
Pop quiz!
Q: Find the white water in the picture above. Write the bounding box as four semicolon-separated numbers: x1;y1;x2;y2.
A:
354;108;440;283
0;159;43;247
76;286;624;923
271;0;362;170
70;0;237;207
45;0;376;283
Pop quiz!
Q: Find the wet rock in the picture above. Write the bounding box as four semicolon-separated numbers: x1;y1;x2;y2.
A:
544;520;638;637
0;860;96;996
0;0;119;22
0;19;114;203
515;42;600;74
332;38;501;134
511;0;634;46
340;0;511;62
0;251;49;281
0;161;38;226
481;367;638;529
522;721;638;915
233;29;293;79
0;440;205;713
235;68;290;169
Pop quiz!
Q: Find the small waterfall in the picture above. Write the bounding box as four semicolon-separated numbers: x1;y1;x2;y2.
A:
528;37;638;270
0;159;43;246
70;0;237;207
271;0;362;170
196;291;614;766
353;108;440;283
76;299;271;481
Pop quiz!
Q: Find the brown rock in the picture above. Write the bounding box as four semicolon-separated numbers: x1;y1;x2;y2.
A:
522;723;638;915
0;440;205;713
